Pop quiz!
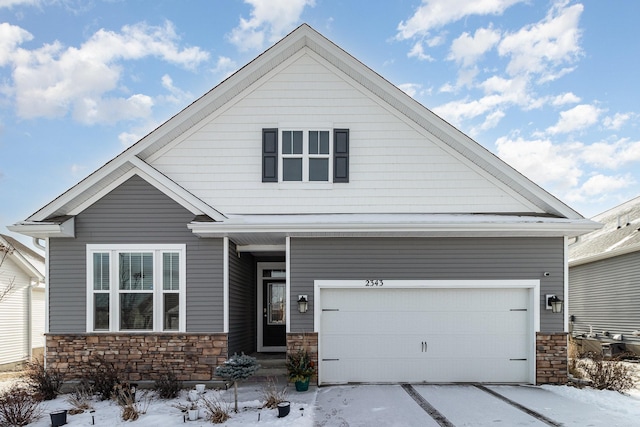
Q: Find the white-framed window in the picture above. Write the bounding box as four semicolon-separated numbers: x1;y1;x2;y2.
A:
86;244;186;333
281;130;331;182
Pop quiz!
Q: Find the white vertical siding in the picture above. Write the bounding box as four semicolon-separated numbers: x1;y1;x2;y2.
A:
150;50;539;215
0;257;30;366
31;288;45;350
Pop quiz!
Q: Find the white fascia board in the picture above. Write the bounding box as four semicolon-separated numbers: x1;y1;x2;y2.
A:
569;242;640;267
7;217;75;239
188;218;601;238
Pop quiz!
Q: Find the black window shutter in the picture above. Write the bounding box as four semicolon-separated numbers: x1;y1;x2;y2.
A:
262;128;278;182
333;129;349;183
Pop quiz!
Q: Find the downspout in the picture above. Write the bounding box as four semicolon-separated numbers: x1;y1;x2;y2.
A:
32;237;46;251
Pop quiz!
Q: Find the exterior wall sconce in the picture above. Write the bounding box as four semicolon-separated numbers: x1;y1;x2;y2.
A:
297;295;308;313
546;294;563;313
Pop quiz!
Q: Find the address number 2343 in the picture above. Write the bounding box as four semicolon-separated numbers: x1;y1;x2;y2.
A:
364;279;384;287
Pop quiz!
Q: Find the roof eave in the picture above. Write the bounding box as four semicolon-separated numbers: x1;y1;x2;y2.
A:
569;242;640;267
7;217;75;239
188;218;600;239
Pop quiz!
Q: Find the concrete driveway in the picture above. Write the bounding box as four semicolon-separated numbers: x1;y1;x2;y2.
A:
312;383;636;427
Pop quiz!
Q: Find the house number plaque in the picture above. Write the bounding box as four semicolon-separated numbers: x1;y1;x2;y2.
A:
364;279;384;287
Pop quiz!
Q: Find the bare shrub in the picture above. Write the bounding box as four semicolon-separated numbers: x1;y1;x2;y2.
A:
261;378;288;409
201;393;231;424
66;381;94;415
576;354;637;392
23;357;63;401
153;364;183;399
113;383;139;421
83;355;123;400
0;384;42;426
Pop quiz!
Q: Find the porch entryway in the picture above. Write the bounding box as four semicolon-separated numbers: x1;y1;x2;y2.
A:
257;263;287;352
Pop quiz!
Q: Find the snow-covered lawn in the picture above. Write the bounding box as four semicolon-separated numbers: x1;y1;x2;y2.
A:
1;367;639;426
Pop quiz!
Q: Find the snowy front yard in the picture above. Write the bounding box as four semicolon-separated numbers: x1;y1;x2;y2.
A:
1;369;640;426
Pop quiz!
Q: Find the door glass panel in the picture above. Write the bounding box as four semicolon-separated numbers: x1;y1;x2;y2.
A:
267;282;286;325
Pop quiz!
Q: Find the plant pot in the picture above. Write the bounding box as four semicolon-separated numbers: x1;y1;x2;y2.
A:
277;401;290;418
195;383;205;393
295;377;310;392
188;409;199;421
50;410;67;427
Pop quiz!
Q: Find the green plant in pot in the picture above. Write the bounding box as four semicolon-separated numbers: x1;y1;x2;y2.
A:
286;349;315;391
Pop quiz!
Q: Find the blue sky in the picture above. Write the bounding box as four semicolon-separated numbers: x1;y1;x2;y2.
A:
1;0;639;245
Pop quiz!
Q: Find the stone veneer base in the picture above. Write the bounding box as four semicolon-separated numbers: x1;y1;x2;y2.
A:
287;332;318;385
536;332;568;384
46;333;228;382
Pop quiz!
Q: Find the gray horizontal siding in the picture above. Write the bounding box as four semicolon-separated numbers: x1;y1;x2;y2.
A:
290;237;565;333
569;251;640;339
49;175;223;334
228;242;256;355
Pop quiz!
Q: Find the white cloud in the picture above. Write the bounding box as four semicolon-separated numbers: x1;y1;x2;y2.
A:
545;104;602;135
447;26;501;67
0;0;40;7
160;74;193;105
118;120;161;147
1;21;209;124
603;112;632;130
579;138;640;169
551;92;580;106
0;23;32;66
212;56;238;79
498;2;583;79
396;0;524;40
567;174;635;202
495;135;582;189
227;0;315;51
433;94;504;127
397;83;422;98
407;41;434;61
73;94;154;125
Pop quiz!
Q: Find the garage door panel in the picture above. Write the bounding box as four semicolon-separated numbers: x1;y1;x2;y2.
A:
319;286;533;384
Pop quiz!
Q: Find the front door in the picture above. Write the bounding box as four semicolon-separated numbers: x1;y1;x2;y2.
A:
258;263;286;351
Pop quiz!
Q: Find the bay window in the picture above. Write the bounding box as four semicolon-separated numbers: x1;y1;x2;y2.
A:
87;244;186;332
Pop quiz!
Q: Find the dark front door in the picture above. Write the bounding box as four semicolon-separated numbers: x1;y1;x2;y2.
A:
263;280;286;347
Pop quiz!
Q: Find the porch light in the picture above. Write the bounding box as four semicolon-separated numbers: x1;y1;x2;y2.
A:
297;295;308;313
546;294;563;313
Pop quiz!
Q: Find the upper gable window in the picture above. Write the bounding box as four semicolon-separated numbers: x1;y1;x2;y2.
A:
262;128;349;183
282;130;330;182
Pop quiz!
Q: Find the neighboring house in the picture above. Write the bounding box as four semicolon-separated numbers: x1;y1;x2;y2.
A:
568;195;640;356
9;24;599;385
0;234;45;371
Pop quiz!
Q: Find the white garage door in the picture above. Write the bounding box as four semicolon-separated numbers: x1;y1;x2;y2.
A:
319;286;532;384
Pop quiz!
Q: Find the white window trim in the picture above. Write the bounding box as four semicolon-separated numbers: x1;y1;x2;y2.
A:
279;129;333;183
86;244;186;333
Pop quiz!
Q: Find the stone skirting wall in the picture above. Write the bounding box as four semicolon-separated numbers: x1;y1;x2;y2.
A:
286;332;318;384
536;332;568;384
46;333;228;381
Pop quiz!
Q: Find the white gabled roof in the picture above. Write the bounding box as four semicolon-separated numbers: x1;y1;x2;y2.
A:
0;234;45;281
569;195;640;266
15;24;592;236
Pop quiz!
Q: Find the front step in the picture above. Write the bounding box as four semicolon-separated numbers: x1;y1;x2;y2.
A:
250;354;288;382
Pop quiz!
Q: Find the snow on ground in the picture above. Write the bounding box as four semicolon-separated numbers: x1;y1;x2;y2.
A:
1;369;640;426
11;383;316;427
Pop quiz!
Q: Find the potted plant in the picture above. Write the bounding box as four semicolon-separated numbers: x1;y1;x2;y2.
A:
187;402;199;421
286;349;316;391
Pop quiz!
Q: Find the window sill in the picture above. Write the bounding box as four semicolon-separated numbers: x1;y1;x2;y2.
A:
277;182;334;190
